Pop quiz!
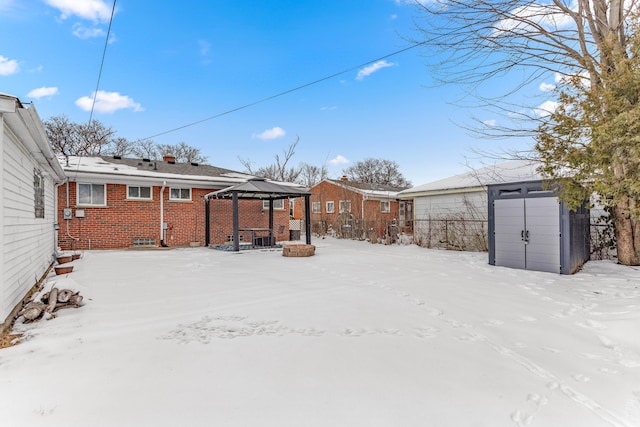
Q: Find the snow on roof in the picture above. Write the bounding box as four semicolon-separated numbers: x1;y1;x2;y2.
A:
60;156;253;184
323;179;403;199
399;160;543;196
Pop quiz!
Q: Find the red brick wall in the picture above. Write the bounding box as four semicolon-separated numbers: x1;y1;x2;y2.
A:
293;181;401;234
57;182;290;250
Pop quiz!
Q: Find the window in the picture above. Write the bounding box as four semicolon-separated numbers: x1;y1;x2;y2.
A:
34;169;44;218
312;201;321;214
289;199;295;217
78;183;106;206
339;200;351;213
380;200;390;213
127;185;152;200
170;188;191;201
262;199;285;210
326;201;335;213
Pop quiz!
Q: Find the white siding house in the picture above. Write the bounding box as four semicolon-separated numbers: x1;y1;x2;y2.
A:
398;161;542;250
1;93;66;331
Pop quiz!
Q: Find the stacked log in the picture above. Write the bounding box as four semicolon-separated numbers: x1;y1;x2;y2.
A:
19;288;84;321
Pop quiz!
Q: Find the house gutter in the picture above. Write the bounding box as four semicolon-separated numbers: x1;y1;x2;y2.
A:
160;181;167;247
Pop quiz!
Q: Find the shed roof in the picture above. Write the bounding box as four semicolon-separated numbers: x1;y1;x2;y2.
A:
205;177;310;200
399;160;543;197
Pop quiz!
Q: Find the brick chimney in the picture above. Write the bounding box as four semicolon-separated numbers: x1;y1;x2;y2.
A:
341;175;348;181
163;153;176;164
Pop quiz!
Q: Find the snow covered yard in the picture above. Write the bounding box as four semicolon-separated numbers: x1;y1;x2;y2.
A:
1;238;639;427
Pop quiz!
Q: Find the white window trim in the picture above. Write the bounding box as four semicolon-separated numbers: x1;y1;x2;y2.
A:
77;183;107;206
263;199;285;210
326;201;335;214
127;185;153;200
380;200;390;213
339;200;351;213
312;201;321;214
169;187;192;201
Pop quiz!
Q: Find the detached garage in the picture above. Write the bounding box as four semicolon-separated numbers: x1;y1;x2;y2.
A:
488;181;590;274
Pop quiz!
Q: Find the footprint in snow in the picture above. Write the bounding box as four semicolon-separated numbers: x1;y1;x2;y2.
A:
572;373;591;382
519;315;537;322
415;327;439;339
484;319;504;326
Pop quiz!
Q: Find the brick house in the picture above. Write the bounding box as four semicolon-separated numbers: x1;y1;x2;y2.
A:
294;177;411;239
56;155;293;250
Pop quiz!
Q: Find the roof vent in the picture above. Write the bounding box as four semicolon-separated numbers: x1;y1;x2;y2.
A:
142;158;151;162
113;155;121;160
190;162;199;166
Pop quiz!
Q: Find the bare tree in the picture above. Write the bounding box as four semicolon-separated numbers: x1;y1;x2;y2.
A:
131;139;158;159
239;136;303;182
298;163;328;188
412;0;640;265
155;141;208;163
44;115;115;156
342;158;411;188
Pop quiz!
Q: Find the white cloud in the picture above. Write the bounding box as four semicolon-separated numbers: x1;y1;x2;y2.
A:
75;90;143;113
320;106;337;111
0;54;19;75
72;23;106;39
539;82;555;92
44;0;113;22
253;126;286;140
483;119;497;127
356;60;396;80
533;100;558;117
328;155;349;166
198;40;211;56
493;3;576;37
27;86;59;99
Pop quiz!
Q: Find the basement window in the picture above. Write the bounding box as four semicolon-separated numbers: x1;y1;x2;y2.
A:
133;238;156;246
127;185;152;200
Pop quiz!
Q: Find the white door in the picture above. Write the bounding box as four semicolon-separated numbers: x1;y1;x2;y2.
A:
494;199;526;270
525;197;561;273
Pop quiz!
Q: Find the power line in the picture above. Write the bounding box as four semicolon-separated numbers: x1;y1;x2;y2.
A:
140;41;426;141
88;0;117;126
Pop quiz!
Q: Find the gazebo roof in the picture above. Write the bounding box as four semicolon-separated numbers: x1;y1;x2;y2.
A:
204;177;310;200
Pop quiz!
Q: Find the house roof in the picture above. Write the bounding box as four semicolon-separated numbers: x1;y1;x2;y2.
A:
1;93;65;181
205;177;310;200
319;178;405;199
60;155;254;187
399;160;543;197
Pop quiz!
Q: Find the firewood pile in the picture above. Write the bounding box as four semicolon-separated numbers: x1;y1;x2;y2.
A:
20;287;84;322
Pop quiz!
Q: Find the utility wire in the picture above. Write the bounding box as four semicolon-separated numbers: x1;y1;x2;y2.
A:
140;41;426;141
88;0;117;126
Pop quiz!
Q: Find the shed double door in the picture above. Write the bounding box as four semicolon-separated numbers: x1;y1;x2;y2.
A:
494;197;561;273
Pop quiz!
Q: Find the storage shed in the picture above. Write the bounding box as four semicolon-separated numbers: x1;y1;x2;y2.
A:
488;181;590;274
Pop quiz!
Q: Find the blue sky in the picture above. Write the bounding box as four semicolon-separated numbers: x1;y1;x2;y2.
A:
0;0;547;185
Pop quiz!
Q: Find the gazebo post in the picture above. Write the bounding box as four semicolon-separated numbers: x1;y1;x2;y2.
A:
304;194;311;244
232;191;240;251
205;197;210;247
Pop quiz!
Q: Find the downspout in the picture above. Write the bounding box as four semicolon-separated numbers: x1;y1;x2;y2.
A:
160;181;167;247
361;194;366;239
